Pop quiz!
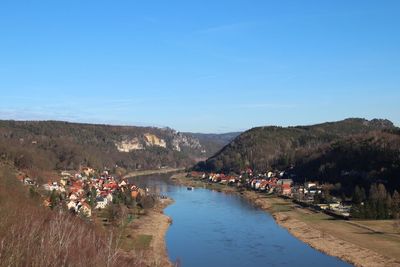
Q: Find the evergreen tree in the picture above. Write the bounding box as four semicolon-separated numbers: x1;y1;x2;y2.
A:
49;189;60;209
88;187;97;208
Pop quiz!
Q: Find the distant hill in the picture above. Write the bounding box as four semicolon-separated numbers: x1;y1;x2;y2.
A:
185;132;241;157
194;118;399;191
0;120;227;173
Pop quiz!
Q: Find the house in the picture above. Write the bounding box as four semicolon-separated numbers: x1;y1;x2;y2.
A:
259;180;269;191
316;204;329;210
60;178;68;186
329;202;341;209
277;179;293;186
254;180;261;190
131;190;139;199
228;176;237;184
220;175;229;184
281;184;292;196
95;197;108;209
106;193;113;203
304;182;322;194
61;171;72;177
104;182;118;190
49;182;59;191
23;177;35;185
305;182;317;189
79;203;92;217
81;167;95;177
67;200;77;211
210;174;221;183
69;193;78;201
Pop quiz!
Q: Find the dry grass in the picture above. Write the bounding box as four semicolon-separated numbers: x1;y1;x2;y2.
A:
0;165;142;267
282;203;400;265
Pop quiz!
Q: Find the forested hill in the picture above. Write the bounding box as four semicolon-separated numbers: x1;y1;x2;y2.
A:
195;118;400;191
0;120;230;173
293;130;400;194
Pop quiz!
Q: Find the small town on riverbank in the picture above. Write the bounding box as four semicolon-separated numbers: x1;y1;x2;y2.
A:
14;166;174;266
18;167;160;219
179;169;400;267
187;168;400;222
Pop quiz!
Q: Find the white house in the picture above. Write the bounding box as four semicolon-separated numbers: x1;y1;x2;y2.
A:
69;193;78;201
67;200;77;211
95;197;108;209
106;193;113;203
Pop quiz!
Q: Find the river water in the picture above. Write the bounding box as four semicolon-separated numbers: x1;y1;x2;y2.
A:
132;175;351;267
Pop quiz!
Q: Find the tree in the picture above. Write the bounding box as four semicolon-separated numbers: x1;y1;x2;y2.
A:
386;194;392;218
392;190;400;219
322;186;333;204
362;183;391;219
88;187;97;208
376;184;388;219
352;185;366;204
49;189;60;209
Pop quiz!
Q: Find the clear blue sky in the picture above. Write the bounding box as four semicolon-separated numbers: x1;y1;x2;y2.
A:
0;0;399;133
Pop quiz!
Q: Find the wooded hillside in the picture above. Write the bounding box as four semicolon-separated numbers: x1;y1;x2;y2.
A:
0;120;208;173
195;118;400;192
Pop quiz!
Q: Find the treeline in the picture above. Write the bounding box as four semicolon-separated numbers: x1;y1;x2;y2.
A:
351;184;400;220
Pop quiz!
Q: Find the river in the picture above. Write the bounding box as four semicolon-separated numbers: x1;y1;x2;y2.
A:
132;175;351;267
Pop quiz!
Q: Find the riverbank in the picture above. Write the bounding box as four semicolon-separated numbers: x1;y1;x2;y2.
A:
124;168;185;179
99;198;174;267
171;173;400;267
242;191;400;267
128;198;174;267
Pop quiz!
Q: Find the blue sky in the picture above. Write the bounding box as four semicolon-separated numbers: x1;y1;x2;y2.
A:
0;0;399;133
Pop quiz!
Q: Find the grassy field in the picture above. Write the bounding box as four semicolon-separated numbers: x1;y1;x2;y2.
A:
120;234;153;251
283;204;400;262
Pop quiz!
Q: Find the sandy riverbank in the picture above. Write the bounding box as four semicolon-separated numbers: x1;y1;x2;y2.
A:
124;168;184;179
242;191;400;267
171;173;400;267
129;198;174;267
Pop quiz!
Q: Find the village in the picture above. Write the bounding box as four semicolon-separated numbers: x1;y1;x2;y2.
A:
18;167;150;219
18;165;353;220
188;169;352;219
